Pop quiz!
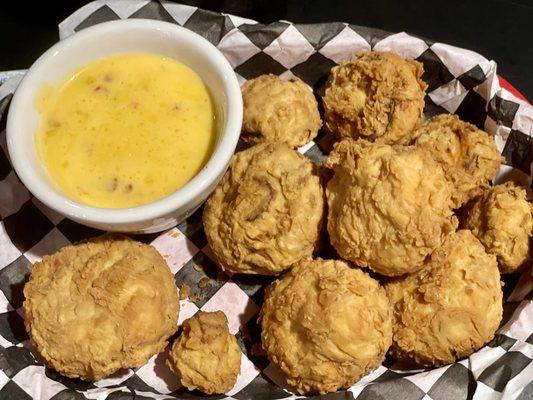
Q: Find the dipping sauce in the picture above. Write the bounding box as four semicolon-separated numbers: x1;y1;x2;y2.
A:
35;53;216;208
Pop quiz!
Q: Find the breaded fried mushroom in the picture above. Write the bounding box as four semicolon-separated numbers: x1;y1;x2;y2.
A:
325;139;457;276
23;236;179;381
167;311;241;395
241;74;321;148
385;230;503;367
260;259;392;394
461;182;533;274
322;51;427;144
203;143;325;275
415;114;503;207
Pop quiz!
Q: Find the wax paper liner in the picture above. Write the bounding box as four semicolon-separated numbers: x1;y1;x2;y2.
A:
0;1;532;399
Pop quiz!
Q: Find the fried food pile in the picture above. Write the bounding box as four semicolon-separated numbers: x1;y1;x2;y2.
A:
23;236;179;381
325;139;457;276
205;49;519;395
322;51;427;144
461;182;533;274
23;49;525;396
195;49;525;395
385;230;503;366
203;142;324;275
167;311;241;394
415;114;503;206
241;74;322;148
260;259;392;394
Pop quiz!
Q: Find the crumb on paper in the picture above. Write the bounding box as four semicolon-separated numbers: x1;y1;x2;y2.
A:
190;293;204;302
193;264;204;272
180;284;190;300
251;342;266;357
198;277;210;289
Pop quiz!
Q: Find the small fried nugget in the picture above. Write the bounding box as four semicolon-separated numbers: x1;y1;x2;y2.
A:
241;74;321;148
415;114;503;207
461;182;533;274
167;311;241;394
322;51;427;144
385;230;503;367
260;259;392;395
325;139;457;276
23;236;179;381
203;143;325;275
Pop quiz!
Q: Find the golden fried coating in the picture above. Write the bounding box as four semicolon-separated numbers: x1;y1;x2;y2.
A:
23;236;179;381
322;51;427;144
415;114;503;206
167;311;241;394
325;139;457;276
461;182;533;274
203;143;325;275
386;230;503;367
260;259;392;395
241;74;322;148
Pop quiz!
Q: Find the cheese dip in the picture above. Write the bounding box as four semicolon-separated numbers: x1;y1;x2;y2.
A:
35;53;216;208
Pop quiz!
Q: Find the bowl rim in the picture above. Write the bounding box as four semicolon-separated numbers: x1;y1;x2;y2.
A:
6;18;242;225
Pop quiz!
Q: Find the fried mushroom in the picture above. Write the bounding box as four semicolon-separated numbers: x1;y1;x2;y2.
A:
322;51;427;144
415;114;503;207
23;236;179;381
167;311;241;394
260;258;392;394
385;230;503;366
325;139;457;276
461;182;533;274
203;143;325;275
241;74;322;148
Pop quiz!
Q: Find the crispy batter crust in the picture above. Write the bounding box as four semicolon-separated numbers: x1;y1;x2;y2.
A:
322;51;427;144
415;114;503;206
260;259;392;395
167;311;241;394
325;140;457;276
203;143;325;275
241;74;322;148
385;230;503;366
23;236;179;381
461;182;533;274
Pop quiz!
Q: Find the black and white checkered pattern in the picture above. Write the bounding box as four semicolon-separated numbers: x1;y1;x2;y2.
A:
0;1;532;399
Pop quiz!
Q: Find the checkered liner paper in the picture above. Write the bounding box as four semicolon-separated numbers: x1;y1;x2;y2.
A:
0;1;532;399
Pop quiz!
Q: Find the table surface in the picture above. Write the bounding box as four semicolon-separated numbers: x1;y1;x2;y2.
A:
0;0;531;100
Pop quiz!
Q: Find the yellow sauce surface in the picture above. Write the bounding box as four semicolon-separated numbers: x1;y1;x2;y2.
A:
35;53;216;208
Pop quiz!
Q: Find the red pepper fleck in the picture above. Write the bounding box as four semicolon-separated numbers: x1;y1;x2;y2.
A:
108;177;118;192
76;186;89;195
172;104;180;112
124;184;133;193
94;85;108;92
131;101;139;109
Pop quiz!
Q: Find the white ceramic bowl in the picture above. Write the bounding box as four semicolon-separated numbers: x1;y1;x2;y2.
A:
7;19;242;233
